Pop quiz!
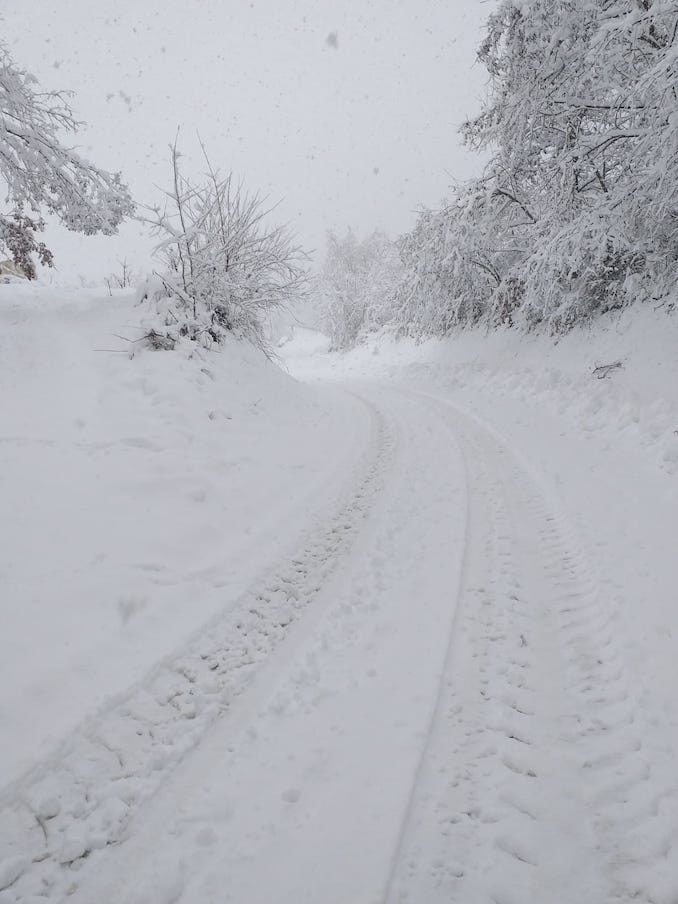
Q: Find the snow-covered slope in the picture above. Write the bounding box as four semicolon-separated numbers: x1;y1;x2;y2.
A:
289;305;678;475
0;286;370;786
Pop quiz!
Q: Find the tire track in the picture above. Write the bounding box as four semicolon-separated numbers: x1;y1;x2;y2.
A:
0;396;396;903
384;389;678;904
59;380;469;904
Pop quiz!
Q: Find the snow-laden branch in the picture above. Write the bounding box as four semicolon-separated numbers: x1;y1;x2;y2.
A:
0;43;134;275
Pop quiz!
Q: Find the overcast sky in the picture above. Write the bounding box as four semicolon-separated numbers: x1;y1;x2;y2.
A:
2;0;493;283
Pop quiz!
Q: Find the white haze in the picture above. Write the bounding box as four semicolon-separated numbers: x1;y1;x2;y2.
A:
1;0;492;282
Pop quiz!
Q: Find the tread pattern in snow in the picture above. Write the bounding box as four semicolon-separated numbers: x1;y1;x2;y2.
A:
0;401;395;903
386;394;678;904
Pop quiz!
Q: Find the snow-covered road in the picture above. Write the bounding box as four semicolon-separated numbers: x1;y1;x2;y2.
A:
3;356;678;902
61;383;468;904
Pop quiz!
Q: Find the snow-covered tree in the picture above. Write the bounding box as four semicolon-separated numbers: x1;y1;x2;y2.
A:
141;141;308;352
0;43;133;276
397;176;534;335
392;0;678;336
320;229;402;348
462;0;678;328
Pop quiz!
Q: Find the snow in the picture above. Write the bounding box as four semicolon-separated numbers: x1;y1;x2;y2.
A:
2;293;678;903
299;304;678;475
0;285;370;786
0;0;490;282
283;311;678;902
65;382;469;904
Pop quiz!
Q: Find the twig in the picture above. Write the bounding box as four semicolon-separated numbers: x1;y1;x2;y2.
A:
592;361;623;379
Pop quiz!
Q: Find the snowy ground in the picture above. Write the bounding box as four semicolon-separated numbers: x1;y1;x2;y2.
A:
2;294;677;903
0;286;371;781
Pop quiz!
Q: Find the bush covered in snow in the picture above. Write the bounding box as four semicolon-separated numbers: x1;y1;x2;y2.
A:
140;142;308;354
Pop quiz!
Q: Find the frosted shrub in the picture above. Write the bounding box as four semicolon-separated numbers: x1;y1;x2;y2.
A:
142;141;308;354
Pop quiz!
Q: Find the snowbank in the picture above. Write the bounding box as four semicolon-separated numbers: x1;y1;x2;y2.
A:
288;306;678;476
0;286;366;785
